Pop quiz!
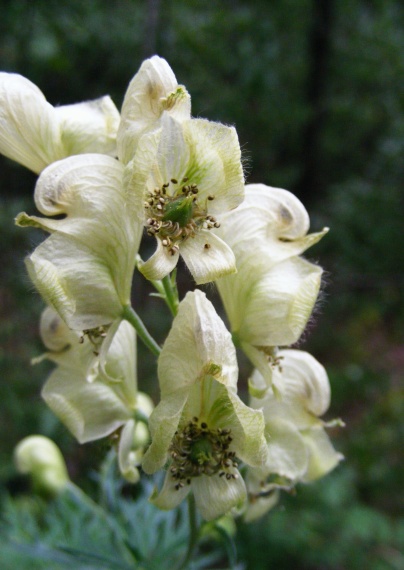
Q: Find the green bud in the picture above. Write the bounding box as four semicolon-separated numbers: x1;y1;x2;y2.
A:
14;435;69;496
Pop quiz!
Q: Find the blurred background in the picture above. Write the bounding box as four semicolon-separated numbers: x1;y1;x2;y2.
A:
0;1;403;568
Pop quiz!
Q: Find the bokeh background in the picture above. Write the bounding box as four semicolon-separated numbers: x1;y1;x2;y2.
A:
0;1;403;569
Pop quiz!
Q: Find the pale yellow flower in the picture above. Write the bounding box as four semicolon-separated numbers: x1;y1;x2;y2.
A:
39;307;153;483
142;290;268;520
0;72;119;173
216;183;328;387
244;350;343;521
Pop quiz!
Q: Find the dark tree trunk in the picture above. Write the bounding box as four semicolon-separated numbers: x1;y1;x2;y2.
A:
295;0;335;206
142;0;162;58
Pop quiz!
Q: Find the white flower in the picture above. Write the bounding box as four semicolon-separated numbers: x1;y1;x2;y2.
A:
142;290;268;520
0;72;120;173
244;349;343;520
218;183;328;267
117;55;191;164
216;183;327;387
116;56;244;284
127;113;244;284
39;307;153;483
16;154;141;333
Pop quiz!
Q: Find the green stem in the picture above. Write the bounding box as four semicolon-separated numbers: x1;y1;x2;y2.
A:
122;305;161;356
161;273;179;316
178;494;199;570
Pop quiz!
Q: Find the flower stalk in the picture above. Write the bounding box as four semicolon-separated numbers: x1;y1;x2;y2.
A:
122;304;161;357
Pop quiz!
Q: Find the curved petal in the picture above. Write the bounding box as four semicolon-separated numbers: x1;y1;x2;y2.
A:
100;320;137;407
243;487;280;523
242;343;274;391
219;184;327;266
39;306;78;352
180;230;236;284
0;73;62;172
276;349;331;418
55;96;120;157
32;153;124;220
192;472;247;521
155;113;191;187
250;350;332;430
26;233;125;330
138;238;180;282
118;56;191;164
19;155;139;321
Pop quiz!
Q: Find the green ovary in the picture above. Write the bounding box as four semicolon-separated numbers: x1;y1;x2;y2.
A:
162;195;194;227
190;435;214;465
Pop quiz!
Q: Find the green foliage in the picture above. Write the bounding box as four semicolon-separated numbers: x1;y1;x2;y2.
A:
1;454;235;570
238;468;404;570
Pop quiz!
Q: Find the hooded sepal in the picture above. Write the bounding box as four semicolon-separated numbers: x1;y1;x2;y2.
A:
117;55;191;164
0;73;120;173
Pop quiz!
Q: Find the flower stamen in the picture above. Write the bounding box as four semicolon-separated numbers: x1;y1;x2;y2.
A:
145;181;218;255
169;418;238;490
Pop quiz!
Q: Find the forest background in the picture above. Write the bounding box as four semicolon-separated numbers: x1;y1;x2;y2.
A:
0;1;403;569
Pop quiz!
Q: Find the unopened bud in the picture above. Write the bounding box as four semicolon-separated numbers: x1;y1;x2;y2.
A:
14;435;69;496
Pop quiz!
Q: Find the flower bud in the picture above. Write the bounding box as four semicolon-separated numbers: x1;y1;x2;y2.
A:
14;435;69;496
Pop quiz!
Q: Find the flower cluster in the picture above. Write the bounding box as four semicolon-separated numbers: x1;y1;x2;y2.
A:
4;56;342;522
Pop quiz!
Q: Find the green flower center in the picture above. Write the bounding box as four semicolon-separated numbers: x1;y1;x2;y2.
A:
169;418;239;491
144;179;218;256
